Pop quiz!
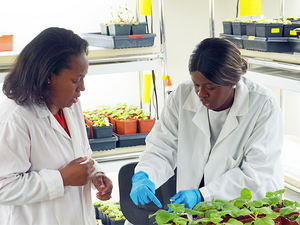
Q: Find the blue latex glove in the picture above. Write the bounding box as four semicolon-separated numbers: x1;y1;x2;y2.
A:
130;171;162;208
169;189;201;210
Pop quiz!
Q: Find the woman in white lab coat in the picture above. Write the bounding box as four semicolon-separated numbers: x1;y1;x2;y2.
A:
0;27;112;225
130;38;284;210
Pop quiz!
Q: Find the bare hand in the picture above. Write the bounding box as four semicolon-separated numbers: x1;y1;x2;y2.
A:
93;172;113;201
60;156;95;186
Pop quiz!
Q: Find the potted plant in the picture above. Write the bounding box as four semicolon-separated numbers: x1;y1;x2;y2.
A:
134;112;156;133
0;32;13;52
101;3;147;36
150;188;295;225
115;113;137;135
94;200;126;225
255;18;284;37
83;110;113;139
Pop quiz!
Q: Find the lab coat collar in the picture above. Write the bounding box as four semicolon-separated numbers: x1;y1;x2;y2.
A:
33;103;73;140
182;78;250;139
183;78;249;116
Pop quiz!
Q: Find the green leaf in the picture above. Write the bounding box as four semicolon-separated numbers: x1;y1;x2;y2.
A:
234;199;247;208
210;217;223;224
260;198;272;205
234;208;252;217
249;200;263;208
168;204;186;214
265;191;274;198
274;189;286;196
279;206;296;216
240;188;252;201
204;209;219;219
149;210;178;225
173;216;190;225
269;196;281;205
295;216;300;225
257;207;274;215
283;199;295;207
193;201;210;211
185;208;204;217
254;216;275;225
226;218;244;225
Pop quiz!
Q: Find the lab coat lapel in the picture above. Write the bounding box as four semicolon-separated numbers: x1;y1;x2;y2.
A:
33;104;71;140
63;107;81;158
214;79;249;147
49;116;71;140
183;89;210;138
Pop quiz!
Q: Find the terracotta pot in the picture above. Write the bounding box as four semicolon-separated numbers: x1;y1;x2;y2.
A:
138;118;156;133
84;117;94;139
109;117;117;133
115;119;137;135
281;212;299;225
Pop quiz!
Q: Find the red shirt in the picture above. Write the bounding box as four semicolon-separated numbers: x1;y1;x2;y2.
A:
53;109;70;136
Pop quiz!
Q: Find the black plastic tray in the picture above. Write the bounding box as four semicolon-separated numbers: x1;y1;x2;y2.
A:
89;135;117;151
94;206;125;225
289;38;300;52
254;37;291;52
220;34;243;49
92;125;113;139
255;23;283;37
222;21;232;35
241;36;291;53
115;132;149;147
232;22;247;35
82;32;156;49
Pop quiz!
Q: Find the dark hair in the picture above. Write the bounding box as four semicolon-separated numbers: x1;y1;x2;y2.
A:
3;27;89;106
188;38;247;86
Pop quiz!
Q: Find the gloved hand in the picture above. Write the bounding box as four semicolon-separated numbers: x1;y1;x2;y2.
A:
169;189;201;210
130;171;162;208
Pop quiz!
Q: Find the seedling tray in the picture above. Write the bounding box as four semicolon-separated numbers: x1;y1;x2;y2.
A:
255;37;291;52
289;38;300;52
222;21;233;35
82;32;156;49
255;23;283;37
283;23;300;37
95;207;125;225
232;22;247;35
89;135;117;151
115;132;149;147
242;36;291;52
92;125;113;139
220;34;243;49
246;23;256;36
241;35;256;50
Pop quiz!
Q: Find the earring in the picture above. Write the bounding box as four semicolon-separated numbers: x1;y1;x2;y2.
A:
232;85;236;89
47;81;50;84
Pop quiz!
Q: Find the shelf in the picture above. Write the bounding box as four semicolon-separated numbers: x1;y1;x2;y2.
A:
92;145;145;162
245;67;300;93
0;46;162;82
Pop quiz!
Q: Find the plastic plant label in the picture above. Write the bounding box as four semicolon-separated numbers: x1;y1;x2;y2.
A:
290;30;297;36
271;28;280;33
248;36;255;41
104;117;110;126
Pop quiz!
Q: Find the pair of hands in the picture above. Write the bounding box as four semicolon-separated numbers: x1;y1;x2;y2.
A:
59;156;113;200
130;171;201;209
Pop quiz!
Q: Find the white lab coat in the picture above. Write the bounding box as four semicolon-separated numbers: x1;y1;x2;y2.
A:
136;76;284;202
0;99;102;225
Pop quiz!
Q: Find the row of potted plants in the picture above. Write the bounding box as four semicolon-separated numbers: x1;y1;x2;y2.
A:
94;200;125;225
223;17;300;38
150;188;300;225
83;103;156;137
100;3;148;36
